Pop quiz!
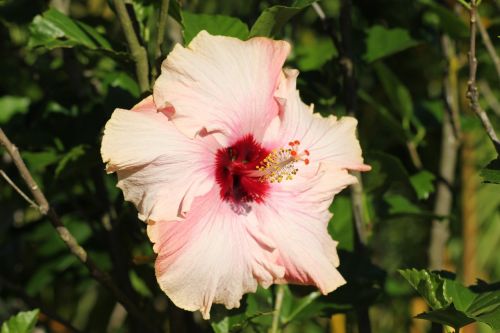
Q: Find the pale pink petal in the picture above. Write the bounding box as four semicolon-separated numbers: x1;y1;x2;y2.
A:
101;96;217;221
154;31;291;140
149;188;285;319
254;163;352;293
263;69;370;171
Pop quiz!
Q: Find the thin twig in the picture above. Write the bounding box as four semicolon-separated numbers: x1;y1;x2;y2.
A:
479;80;500;116
270;285;285;333
311;2;342;56
112;0;150;93
466;1;500;154
477;12;500;81
0;128;157;332
0;169;38;209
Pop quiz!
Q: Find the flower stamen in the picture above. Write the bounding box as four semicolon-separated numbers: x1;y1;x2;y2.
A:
250;140;310;183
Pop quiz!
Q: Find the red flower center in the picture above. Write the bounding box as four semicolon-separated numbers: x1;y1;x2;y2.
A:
215;135;270;204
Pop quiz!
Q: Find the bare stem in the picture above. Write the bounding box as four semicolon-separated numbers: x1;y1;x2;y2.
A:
466;1;500;154
112;0;150;93
155;0;170;60
429;35;460;270
0;128;157;332
312;0;370;247
270;285;285;333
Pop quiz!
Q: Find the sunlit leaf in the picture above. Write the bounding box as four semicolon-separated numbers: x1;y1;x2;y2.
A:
384;194;422;215
400;269;500;330
294;34;337;71
1;309;39;333
0;96;30;124
399;269;452;309
410;170;436;200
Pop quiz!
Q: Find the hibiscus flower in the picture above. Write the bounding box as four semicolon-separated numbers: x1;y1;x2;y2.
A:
101;31;370;319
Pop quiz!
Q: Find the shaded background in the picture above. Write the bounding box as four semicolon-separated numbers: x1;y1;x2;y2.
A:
0;0;499;332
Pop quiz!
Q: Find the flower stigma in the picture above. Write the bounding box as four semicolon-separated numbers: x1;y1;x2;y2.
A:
215;137;310;205
251;140;310;183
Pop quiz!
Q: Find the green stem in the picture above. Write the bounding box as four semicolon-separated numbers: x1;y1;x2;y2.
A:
151;0;170;82
270;285;285;333
112;0;150;93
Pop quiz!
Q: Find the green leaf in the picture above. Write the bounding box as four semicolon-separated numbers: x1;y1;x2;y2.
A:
182;12;249;45
363;25;419;63
358;90;407;144
28;8;111;50
129;270;153;298
210;287;273;333
410;170;436;200
480;157;500;184
419;0;469;39
249;0;315;38
168;0;183;26
400;269;500;330
328;196;354;251
0;96;30;124
55;145;88;177
373;62;414;130
416;307;475;329
294;35;337;71
399;269;452;309
1;309;39;333
384;194;422;215
103;71;140;98
282;288;322;324
22;150;60;173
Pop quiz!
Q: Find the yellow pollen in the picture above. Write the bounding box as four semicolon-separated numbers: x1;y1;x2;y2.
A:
252;140;311;183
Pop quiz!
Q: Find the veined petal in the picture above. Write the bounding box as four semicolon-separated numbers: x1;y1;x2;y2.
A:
149;188;285;319
264;69;370;171
255;163;351;293
101;96;217;221
154;31;291;141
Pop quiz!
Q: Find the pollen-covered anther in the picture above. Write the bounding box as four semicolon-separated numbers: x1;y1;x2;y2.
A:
252;140;311;183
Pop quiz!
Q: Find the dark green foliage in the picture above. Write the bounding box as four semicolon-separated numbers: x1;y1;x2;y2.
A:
1;0;499;332
182;12;249;44
481;157;500;184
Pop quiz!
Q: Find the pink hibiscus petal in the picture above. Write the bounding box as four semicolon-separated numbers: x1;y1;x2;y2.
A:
154;31;291;141
102;32;371;319
255;163;352;293
101;96;217;221
149;188;285;319
264;68;371;171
